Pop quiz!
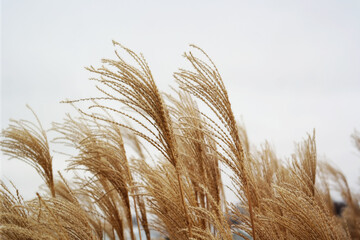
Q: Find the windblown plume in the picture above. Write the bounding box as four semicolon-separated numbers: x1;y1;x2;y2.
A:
67;41;193;237
1;106;55;197
174;45;256;239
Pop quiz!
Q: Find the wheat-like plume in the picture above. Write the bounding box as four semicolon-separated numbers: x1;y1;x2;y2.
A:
1;106;55;197
67;41;194;237
53;110;138;240
174;45;256;239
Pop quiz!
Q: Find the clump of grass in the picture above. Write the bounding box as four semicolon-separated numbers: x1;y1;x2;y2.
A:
1;43;360;240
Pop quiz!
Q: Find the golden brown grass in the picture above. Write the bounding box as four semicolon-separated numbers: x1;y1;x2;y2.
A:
1;43;360;239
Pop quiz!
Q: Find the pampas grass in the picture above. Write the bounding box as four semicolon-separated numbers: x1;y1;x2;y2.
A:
1;43;360;239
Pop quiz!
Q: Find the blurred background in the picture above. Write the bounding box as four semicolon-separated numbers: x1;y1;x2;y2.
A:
1;0;360;201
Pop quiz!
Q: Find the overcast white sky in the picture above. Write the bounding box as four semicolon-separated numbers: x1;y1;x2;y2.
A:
1;0;360;201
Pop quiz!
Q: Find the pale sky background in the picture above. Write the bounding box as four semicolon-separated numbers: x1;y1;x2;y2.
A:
1;0;360;201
